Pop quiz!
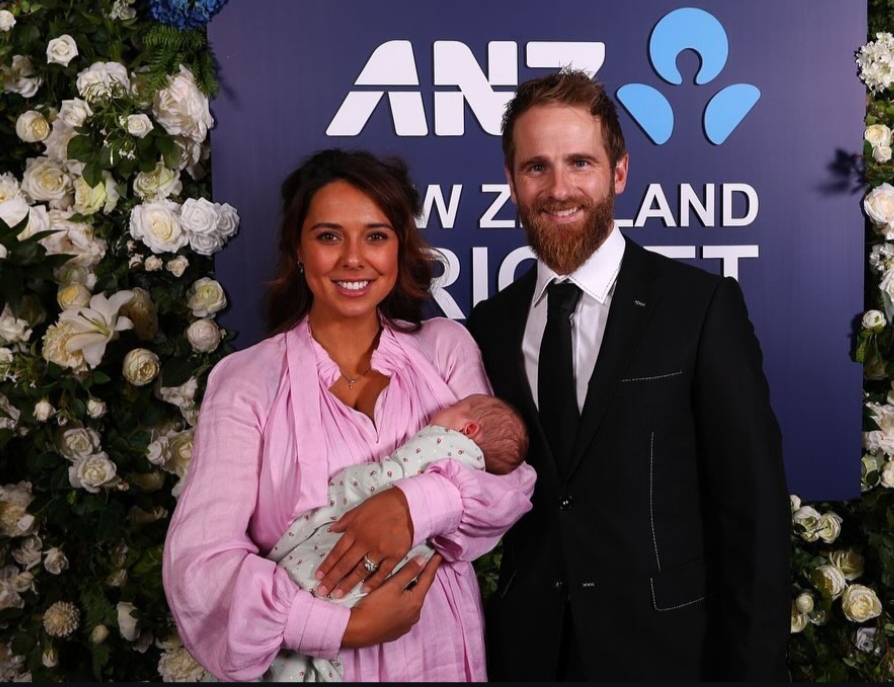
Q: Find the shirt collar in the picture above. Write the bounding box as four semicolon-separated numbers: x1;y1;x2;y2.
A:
533;223;626;306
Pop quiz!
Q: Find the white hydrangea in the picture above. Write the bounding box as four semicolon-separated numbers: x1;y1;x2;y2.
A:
858;33;894;94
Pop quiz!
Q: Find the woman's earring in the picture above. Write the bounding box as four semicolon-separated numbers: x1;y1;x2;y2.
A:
297;261;305;274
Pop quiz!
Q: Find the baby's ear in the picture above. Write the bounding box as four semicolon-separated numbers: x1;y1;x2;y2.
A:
462;421;481;439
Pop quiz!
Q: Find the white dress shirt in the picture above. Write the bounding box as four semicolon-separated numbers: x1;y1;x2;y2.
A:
523;224;626;412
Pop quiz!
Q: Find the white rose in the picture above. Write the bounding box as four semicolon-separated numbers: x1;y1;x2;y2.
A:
789;494;801;513
58;98;93;127
217;202;240;239
123;348;160;386
793;505;821;541
73;172;119;216
816;512;843;543
146;437;170;467
15;111;49;143
794;593;814;614
189;231;224;256
165;255;189;277
41;120;80;174
59;427;101;461
180;197;219;235
129;199;186;254
57;283;92;310
43;547;69;575
0;10;15;32
874;145;893;163
69;452;119;493
186;318;222;353
156;377;198;409
175;135;208;177
0;244;6;260
855;627;881;654
0;392;21;430
76;61;131;102
0;303;32;344
3;55;42;98
166;430;194;477
33;399;54;422
810;564;847;599
116;601;140;641
54;261;97;289
144;255;162;271
862;454;881;491
829;549;865;580
863;309;887;331
12;535;42;570
790;604;808;634
87;398;106;419
841;584;883;623
186;278;227;317
124;114;153;138
881;460;894;488
133;163;181;200
865;123;893;148
865;183;894;235
21;157;71;205
152;66;214;142
46;35;78;67
109;1;137;21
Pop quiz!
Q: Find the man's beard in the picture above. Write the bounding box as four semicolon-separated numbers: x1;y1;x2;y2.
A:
518;186;616;275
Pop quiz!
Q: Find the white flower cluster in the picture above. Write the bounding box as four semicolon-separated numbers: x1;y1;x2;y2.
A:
0;642;29;683
129;197;239;255
146;423;195;497
861;399;894;491
866;123;893;163
57;425;123;493
156;634;206;682
858;33;894;94
789;496;883;631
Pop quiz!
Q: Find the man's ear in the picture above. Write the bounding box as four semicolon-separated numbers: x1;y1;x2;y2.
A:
504;167;518;205
614;153;629;195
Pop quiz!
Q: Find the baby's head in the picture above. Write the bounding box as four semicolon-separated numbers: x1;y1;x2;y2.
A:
429;394;528;475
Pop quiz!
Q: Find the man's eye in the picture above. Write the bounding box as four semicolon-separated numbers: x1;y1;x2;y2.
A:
530;163;545;173
574;159;590;168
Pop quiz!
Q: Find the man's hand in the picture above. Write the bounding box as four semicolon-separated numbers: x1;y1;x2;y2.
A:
314;487;414;599
341;554;442;648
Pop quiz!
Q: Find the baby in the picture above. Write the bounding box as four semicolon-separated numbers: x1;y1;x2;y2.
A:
262;393;528;682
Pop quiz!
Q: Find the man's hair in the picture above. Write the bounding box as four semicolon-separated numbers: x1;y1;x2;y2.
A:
501;69;627;170
264;149;433;336
466;395;529;475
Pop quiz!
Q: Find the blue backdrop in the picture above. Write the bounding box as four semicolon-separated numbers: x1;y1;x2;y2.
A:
208;0;866;499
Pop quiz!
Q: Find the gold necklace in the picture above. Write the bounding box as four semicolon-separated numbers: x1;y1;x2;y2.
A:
341;362;373;390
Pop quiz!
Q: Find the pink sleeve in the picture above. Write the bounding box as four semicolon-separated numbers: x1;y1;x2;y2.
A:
163;356;349;682
395;319;536;559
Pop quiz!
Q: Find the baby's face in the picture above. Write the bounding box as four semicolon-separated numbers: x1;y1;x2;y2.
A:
430;400;476;432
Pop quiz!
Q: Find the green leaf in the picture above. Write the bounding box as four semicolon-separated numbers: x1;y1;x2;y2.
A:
67;135;95;163
83;161;102;188
11;631;36;656
161;356;196;387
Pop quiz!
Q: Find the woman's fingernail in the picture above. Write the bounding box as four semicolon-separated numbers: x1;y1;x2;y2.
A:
314;571;324;580
361;585;371;594
332;589;344;600
315;585;328;597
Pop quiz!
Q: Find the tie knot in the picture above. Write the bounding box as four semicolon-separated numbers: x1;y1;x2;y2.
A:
547;281;582;318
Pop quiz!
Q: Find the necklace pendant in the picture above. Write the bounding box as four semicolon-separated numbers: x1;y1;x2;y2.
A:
346;377;357;389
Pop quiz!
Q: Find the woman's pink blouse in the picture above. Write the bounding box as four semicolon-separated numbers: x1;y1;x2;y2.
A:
162;317;536;681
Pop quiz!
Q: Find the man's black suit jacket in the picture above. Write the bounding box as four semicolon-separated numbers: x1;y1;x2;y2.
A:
467;238;791;681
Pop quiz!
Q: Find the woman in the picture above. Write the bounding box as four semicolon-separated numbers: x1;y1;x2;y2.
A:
162;150;536;682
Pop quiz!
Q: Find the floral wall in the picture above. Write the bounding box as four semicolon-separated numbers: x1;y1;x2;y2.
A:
0;0;891;682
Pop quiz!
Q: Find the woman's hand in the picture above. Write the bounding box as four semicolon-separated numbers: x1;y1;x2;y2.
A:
341;554;442;648
314;487;414;599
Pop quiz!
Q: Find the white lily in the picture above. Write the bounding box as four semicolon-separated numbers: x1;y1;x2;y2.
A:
59;290;134;367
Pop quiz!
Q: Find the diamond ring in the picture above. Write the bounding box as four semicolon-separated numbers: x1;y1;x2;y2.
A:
362;555;379;573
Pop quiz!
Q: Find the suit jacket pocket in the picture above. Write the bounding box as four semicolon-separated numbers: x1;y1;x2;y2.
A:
650;558;716;611
620;369;684;384
495;568;518;599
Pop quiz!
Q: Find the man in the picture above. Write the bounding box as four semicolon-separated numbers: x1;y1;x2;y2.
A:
466;70;790;681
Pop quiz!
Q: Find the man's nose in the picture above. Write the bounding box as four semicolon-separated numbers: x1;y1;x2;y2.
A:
548;168;573;199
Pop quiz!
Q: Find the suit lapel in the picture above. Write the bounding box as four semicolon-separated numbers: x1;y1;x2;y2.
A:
564;239;663;481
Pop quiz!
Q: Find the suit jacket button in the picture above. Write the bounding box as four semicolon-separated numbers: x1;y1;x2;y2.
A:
559;495;573;510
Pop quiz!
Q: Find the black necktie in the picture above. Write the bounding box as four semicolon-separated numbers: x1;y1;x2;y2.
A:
538;281;582;473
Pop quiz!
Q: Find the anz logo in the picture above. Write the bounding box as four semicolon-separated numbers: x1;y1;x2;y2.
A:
326;41;605;137
326;8;758;145
617;7;760;145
